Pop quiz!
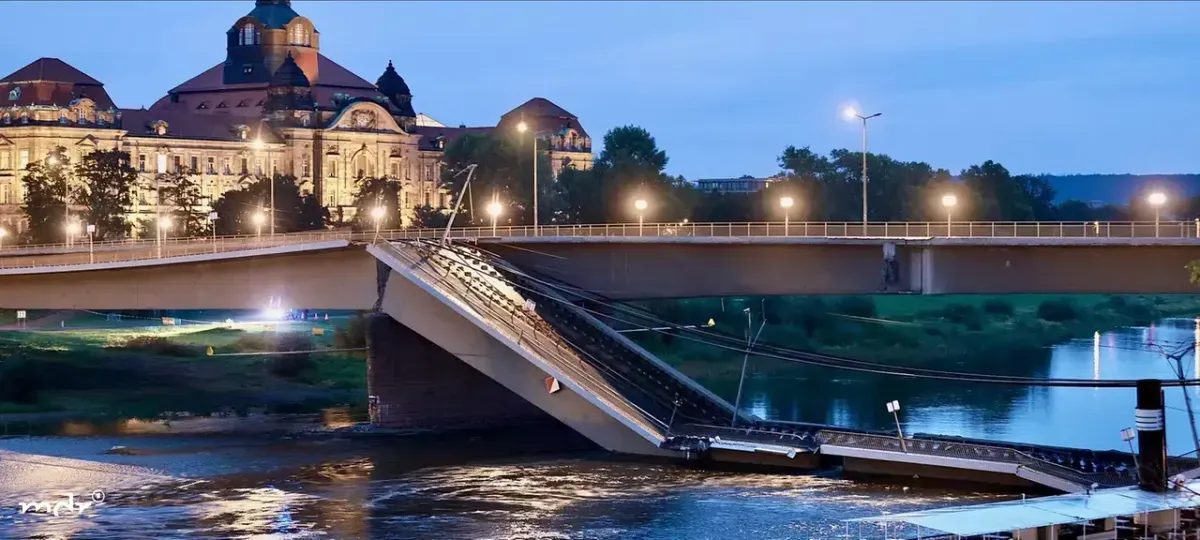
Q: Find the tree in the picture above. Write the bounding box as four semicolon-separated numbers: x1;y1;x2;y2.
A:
210;175;327;236
412;205;450;229
349;176;401;231
72;149;137;240
440;132;552;227
558;125;683;224
157;170;208;237
20;147;71;245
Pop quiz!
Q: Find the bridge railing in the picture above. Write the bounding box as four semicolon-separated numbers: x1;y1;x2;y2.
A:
2;220;1197;270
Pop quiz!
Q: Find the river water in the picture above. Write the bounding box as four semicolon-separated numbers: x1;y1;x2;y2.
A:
1;319;1196;539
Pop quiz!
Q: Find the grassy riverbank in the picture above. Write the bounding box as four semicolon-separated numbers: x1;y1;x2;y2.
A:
634;294;1200;379
0;312;367;417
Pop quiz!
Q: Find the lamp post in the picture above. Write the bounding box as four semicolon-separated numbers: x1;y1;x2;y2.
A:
156;217;172;258
0;227;6;251
252;210;266;241
86;224;95;264
66;220;81;254
780;196;794;236
1120;427;1143;484
370;205;386;242
1148;192;1167;237
941;193;957;237
843;106;882;233
487;199;503;237
516;121;538;235
886;400;908;452
252;138;273;238
209;212;218;253
634;199;648;236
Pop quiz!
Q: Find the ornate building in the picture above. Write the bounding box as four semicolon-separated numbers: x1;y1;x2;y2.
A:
0;0;592;235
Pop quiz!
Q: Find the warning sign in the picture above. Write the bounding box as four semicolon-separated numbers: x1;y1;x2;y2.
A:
15;310;26;320
544;377;561;394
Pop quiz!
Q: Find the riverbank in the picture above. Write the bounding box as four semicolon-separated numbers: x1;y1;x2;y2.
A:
0;312;367;417
633;294;1200;379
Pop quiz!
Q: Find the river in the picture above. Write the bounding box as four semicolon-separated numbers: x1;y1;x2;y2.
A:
1;319;1196;539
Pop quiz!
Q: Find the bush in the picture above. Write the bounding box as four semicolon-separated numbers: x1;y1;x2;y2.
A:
1037;299;1078;322
941;303;983;331
118;336;199;357
832;296;876;319
232;334;275;352
268;333;317;380
982;299;1014;316
335;313;368;349
0;355;44;404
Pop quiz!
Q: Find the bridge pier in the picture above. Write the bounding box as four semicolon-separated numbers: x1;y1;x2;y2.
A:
365;313;554;431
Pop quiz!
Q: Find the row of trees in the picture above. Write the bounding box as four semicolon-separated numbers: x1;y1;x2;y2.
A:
17;130;1191;243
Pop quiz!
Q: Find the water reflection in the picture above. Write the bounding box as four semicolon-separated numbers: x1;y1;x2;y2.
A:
718;318;1200;452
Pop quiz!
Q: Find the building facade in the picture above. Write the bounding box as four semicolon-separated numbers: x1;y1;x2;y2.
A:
0;0;592;236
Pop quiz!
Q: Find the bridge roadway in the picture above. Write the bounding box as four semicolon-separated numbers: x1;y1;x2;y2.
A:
369;239;1194;492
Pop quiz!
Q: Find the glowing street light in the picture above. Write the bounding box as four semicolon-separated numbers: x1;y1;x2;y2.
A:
515;121;539;234
0;227;6;251
156;216;172;258
634;198;648;236
252;210;266;240
209;212;219;253
66;219;81;251
86;224;95;264
941;193;958;237
370;205;386;241
486;200;503;237
780;196;794;236
1148;192;1167;237
843;105;882;233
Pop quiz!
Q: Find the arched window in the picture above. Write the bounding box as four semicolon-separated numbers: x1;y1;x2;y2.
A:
355;154;371;179
290;25;304;45
241;23;257;45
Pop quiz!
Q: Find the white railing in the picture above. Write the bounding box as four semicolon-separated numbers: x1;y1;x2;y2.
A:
1;220;1197;270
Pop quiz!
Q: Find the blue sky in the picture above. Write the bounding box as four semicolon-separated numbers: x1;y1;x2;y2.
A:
2;1;1197;179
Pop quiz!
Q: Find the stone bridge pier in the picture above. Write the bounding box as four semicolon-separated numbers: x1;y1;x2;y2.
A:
365;314;553;431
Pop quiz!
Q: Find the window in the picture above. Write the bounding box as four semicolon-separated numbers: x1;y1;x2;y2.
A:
0;152;8;170
390;161;399;177
424;192;430;207
300;115;310;127
173;155;182;172
402;191;409;209
7;87;19;101
255;158;263;176
223;157;231;175
327;161;337;177
197;102;209;110
240;158;248;175
157;154;167;174
190;156;199;173
137;154;146;172
206;157;215;175
0;183;8;204
78;109;85;123
1;113;9;124
301;156;310;177
216;101;228;109
270;158;277;176
240;23;257;45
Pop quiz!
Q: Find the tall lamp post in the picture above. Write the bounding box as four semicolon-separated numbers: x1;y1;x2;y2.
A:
0;227;6;251
941;193;957;237
209;212;218;253
371;205;386;242
1148;192;1167;238
515;122;538;235
634;199;648;236
780;196;794;236
252;138;273;238
843;106;882;232
487;199;503;237
86;224;95;264
156;217;171;258
66;220;81;254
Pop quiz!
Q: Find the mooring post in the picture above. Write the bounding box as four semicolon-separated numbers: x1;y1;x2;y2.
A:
1136;378;1167;492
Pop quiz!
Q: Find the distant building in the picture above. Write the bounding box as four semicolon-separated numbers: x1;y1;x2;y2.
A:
695;176;781;194
0;0;593;234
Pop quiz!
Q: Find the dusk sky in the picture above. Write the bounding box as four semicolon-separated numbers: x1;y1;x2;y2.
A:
2;1;1197;179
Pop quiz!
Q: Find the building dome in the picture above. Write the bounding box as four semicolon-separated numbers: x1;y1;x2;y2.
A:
245;0;304;30
375;61;414;118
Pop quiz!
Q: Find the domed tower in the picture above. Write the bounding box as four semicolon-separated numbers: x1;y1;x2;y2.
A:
224;0;320;85
375;61;416;119
263;53;314;123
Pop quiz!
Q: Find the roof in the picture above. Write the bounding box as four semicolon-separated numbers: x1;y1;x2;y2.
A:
0;58;116;109
269;53;310;88
497;97;589;138
411;125;494;151
166;54;375;95
0;58;103;86
119;109;282;144
415;113;445;127
847;482;1200;536
244;0;305;30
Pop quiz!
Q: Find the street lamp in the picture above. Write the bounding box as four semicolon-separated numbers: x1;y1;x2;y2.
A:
370;205;386;242
1120;427;1142;484
1148;192;1167;237
886;400;908;452
251;138;273;238
516;121;539;234
941;193;958;237
0;227;6;251
780;196;794;236
634;198;648;236
486;200;503;237
252;210;266;241
843;106;882;233
86;224;95;264
66;220;81;252
209;212;218;253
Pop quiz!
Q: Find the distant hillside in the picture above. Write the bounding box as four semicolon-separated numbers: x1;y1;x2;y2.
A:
1038;174;1200;205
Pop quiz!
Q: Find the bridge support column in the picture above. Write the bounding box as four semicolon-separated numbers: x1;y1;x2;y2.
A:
1136;378;1167;492
365;313;552;431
